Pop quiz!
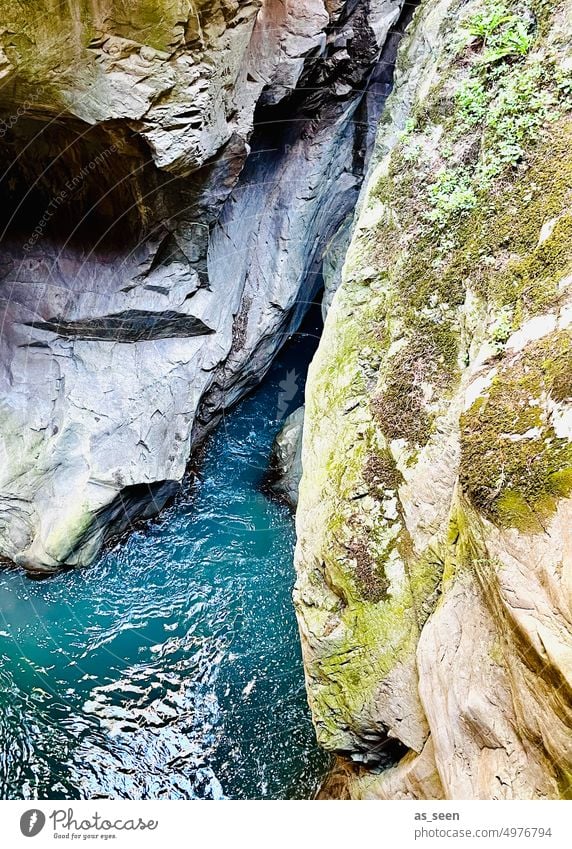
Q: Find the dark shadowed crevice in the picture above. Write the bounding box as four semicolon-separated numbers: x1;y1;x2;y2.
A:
23;309;214;342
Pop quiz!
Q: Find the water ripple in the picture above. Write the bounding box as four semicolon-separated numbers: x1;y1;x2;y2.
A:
0;312;328;799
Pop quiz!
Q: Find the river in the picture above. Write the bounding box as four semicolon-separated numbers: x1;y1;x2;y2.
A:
0;308;328;800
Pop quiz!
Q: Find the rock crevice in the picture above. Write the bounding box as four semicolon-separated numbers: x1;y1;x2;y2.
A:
0;0;406;571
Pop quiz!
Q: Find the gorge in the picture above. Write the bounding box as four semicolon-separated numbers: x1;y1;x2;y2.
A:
0;0;407;574
1;0;572;801
0;313;327;799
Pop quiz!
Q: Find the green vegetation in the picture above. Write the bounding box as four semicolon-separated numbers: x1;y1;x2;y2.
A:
362;0;572;418
427;168;478;227
306;541;443;750
456;77;488;125
466;5;534;64
460;331;572;531
446;2;566;183
479;63;558;178
390;9;569;449
442;122;572;319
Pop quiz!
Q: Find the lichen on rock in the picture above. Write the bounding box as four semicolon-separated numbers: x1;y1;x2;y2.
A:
295;0;572;799
460;329;572;532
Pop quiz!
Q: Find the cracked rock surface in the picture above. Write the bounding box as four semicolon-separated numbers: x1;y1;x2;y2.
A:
0;0;405;571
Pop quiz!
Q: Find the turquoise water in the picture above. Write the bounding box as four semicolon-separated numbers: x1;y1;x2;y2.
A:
0;314;328;800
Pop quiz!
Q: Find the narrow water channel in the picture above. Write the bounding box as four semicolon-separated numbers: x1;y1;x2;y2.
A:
0;307;328;800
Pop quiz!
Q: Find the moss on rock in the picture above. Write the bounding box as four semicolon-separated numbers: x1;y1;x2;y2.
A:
295;0;572;781
460;330;572;531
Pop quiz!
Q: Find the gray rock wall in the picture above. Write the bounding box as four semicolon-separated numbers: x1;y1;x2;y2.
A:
0;0;405;572
267;406;305;509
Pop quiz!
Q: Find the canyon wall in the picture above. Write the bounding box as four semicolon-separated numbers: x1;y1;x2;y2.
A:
3;0;570;802
0;0;405;572
295;0;572;799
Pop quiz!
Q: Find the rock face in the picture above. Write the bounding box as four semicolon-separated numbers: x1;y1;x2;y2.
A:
267;405;305;508
0;0;407;572
295;0;572;799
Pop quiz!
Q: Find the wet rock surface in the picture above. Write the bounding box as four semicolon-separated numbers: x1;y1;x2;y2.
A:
0;0;405;571
266;405;305;509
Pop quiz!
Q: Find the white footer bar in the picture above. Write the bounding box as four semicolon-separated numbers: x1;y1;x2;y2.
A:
2;799;569;849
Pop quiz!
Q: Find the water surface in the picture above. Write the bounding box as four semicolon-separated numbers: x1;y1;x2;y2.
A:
0;314;327;799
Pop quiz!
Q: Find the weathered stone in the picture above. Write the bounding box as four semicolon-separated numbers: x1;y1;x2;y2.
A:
0;0;405;572
296;0;572;800
267;405;305;508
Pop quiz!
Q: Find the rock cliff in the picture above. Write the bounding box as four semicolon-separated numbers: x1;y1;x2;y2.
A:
0;0;406;572
295;0;572;799
267;405;305;508
3;0;570;803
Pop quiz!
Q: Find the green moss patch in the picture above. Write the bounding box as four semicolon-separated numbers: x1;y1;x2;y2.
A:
297;0;572;756
460;330;572;531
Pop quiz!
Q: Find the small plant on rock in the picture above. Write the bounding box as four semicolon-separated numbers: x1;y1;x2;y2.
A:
468;8;514;41
428;167;477;228
466;3;534;65
483;18;533;63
